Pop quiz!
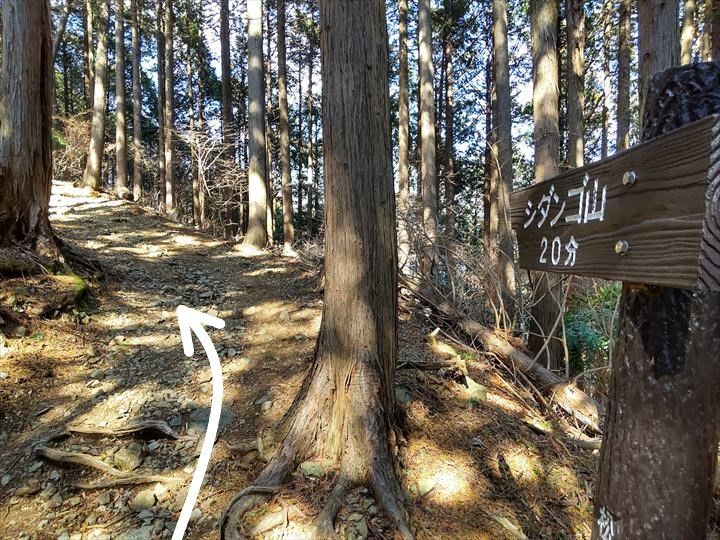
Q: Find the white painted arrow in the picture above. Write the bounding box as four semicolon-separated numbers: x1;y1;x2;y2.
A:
174;305;225;540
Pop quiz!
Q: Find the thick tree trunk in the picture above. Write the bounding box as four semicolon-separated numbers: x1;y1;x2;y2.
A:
242;0;268;249
222;2;412;537
82;0;109;190
0;0;54;250
616;0;631;150
131;0;142;201
156;0;166;207
566;0;584;167
265;4;274;244
593;64;720;539
419;0;437;274
296;53;303;241
306;48;315;236
115;0;128;197
163;0;175;213
492;0;517;306
638;0;679;131
682;0;697;64
529;0;563;369
398;0;411;271
277;0;294;250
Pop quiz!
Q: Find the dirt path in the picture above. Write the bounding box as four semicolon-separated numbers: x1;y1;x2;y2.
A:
0;182;596;539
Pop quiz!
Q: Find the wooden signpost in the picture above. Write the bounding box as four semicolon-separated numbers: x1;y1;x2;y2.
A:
510;113;720;290
511;62;720;540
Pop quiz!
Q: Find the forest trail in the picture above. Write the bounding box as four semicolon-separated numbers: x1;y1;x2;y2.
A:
0;182;595;539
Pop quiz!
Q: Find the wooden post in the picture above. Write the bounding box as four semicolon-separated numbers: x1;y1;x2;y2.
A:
592;62;720;540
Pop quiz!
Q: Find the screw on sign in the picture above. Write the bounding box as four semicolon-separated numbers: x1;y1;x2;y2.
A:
511;62;720;539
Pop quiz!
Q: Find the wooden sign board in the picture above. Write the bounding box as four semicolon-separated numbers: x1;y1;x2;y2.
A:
510;114;720;289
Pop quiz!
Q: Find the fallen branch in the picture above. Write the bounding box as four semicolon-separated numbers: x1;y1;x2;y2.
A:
400;276;603;432
66;420;179;439
35;446;175;486
523;418;602;450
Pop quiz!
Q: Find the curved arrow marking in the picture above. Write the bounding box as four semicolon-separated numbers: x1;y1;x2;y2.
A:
174;305;225;540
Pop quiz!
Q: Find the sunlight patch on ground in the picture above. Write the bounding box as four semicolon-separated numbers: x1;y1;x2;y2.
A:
486;391;525;416
496;443;543;487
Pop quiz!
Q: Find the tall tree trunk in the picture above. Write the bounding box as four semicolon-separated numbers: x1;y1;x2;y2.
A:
277;0;294;250
566;0;584;167
616;0;631;150
0;0;54;250
419;0;437;274
296;52;303;241
638;0;679;130
188;53;199;227
713;0;720;59
682;0;697;64
398;0;411;271
131;0;142;201
163;0;175;213
242;0;268;249
601;0;611;158
62;40;72;114
222;2;413;537
443;0;455;239
198;75;206;228
115;0;128;197
220;0;235;237
483;34;493;249
492;0;517;309
156;0;166;208
704;0;712;60
82;0;109;190
265;1;274;244
529;0;563;369
84;0;94;110
52;0;73;65
306;47;315;236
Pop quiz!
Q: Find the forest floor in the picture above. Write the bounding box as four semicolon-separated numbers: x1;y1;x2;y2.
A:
0;180;601;540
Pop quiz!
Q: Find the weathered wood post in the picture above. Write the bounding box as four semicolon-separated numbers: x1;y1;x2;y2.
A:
509;62;720;539
592;63;720;539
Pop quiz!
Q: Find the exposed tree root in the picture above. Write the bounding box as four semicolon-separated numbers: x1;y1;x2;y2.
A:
65;419;179;439
310;477;350;538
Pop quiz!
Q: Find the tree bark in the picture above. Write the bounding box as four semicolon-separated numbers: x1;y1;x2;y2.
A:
222;2;413;537
566;0;584;167
296;49;303;241
265;2;274;243
131;0;142;201
156;0;166;207
713;0;720;60
529;0;563;369
419;0;438;274
115;0;128;197
593;63;720;539
277;0;294;250
82;0;109;190
681;0;697;64
443;0;455;238
0;0;54;250
492;0;517;304
163;0;175;213
242;0;268;249
398;0;411;271
306;43;315;236
616;0;631;150
638;0;679;131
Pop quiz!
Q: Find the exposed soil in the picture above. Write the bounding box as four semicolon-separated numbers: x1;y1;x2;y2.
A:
0;181;600;539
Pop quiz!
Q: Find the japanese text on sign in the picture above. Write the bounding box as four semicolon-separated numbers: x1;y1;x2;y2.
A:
522;173;607;268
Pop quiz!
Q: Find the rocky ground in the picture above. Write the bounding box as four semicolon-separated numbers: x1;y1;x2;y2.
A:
0;181;600;539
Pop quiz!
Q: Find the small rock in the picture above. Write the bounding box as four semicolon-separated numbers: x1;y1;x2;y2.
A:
114;442;143;471
15;479;41;496
41;483;58;498
395;386;412;404
66;495;82;506
56;530;70;540
168;415;182;428
28;460;43;473
226;348;237;357
464;378;487;404
190;507;202;522
147;441;161;452
260;400;273;413
0;372;8;380
96;492;111;506
279;311;290;322
129;489;156;511
1;474;12;487
116;526;153;540
90;369;105;380
49;470;61;482
137;509;154;521
48;492;63;508
86;530;110;540
355;518;369;539
15;326;28;338
299;461;325;478
347;512;363;522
